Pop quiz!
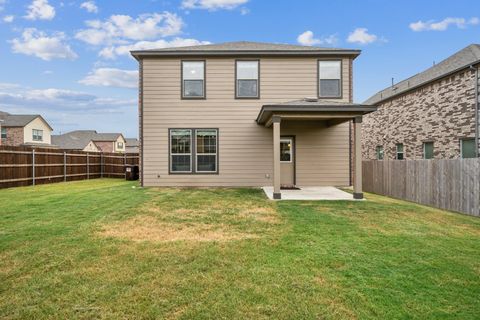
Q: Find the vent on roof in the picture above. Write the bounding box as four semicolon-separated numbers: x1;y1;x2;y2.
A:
304;97;318;102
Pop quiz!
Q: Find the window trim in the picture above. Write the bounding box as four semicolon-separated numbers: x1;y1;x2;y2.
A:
32;129;43;142
422;141;434;159
318;59;343;99
168;128;219;175
195;129;218;173
280;138;293;163
376;145;384;160
181;60;206;100
460;137;476;159
235;59;260;99
395;143;405;160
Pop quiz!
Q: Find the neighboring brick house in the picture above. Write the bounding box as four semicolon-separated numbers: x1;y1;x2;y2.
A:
363;44;480;160
52;130;126;153
125;138;139;153
0;111;54;147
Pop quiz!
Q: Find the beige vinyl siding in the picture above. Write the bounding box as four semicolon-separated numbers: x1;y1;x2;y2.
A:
142;57;351;187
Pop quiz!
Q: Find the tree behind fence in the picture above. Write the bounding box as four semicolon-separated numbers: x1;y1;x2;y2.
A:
362;159;480;217
0;145;139;189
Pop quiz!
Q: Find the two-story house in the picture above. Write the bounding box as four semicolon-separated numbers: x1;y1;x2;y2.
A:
363;44;480;160
131;41;376;199
52;130;126;153
0;111;54;147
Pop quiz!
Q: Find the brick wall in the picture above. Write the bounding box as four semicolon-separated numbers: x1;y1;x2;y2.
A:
362;68;478;160
1;127;24;146
94;141;114;153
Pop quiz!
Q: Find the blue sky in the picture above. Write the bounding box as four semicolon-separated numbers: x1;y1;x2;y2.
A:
0;0;479;138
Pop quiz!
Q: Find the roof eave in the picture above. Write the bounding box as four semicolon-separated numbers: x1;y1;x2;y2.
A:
130;50;361;59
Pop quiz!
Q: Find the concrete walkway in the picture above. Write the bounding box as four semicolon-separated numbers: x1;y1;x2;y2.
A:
262;186;359;201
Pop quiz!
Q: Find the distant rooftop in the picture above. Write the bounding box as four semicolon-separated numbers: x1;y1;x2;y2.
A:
365;44;480;105
131;41;361;58
52;130;123;150
0;111;52;130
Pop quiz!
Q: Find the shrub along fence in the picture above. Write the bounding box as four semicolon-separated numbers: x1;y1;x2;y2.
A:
362;159;480;217
0;145;139;189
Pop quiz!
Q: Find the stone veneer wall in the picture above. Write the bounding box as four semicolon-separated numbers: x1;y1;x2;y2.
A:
1;127;24;146
362;68;478;160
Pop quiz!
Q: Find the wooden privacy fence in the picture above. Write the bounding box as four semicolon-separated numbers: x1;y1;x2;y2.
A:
363;159;480;217
0;146;139;189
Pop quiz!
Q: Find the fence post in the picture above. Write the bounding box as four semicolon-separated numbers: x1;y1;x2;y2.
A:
63;151;67;182
87;152;89;179
124;152;127;178
32;149;35;186
100;153;104;178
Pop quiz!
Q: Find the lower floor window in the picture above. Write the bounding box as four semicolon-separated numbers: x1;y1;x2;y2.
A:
170;128;218;173
376;145;384;160
396;143;404;160
423;141;434;159
460;138;476;158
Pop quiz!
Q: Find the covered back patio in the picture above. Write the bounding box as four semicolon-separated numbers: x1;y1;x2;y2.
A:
256;99;377;200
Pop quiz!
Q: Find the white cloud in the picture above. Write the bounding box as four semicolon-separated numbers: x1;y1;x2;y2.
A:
24;0;55;21
2;14;13;22
75;12;183;45
11;28;78;61
0;0;6;12
79;68;138;88
347;28;378;44
80;1;98;13
409;17;479;31
99;37;211;59
181;0;248;10
297;30;338;46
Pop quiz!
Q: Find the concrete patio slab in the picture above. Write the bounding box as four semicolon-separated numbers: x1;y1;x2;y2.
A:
262;186;360;201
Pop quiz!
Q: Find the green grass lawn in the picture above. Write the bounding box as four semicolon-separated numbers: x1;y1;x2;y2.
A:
1;179;479;319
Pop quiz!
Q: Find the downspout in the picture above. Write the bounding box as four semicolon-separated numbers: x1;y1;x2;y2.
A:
470;65;479;157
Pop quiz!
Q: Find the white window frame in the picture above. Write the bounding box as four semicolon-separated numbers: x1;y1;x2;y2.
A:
32;129;43;141
170;129;193;173
376;146;384;160
117;142;124;149
195;129;218;173
280;138;293;163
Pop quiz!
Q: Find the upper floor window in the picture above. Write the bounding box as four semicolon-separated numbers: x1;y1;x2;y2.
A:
182;61;205;98
32;129;43;141
1;127;6;139
423;141;434;159
318;60;341;98
460;138;476;158
236;60;259;98
376;146;384;160
396;143;404;160
117;142;124;149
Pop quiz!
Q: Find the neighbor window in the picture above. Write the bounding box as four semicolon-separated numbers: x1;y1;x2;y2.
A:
460;138;476;158
170;128;218;174
196;129;218;172
319;60;341;98
423;141;434;159
376;146;384;160
32;129;43;141
182;61;205;98
170;129;192;172
396;143;404;160
117;142;124;149
1;127;6;139
280;139;293;162
236;60;259;98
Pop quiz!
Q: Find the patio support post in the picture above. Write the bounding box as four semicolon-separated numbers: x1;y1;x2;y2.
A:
272;115;281;199
353;116;363;199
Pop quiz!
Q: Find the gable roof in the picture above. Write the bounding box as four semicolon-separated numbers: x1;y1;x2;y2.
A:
51;130;123;150
365;44;480;105
0;111;53;130
131;41;361;59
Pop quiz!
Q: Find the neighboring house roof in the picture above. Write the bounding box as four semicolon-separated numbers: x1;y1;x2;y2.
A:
125;138;139;153
365;44;480;105
131;41;361;59
51;130;124;150
0;111;53;130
